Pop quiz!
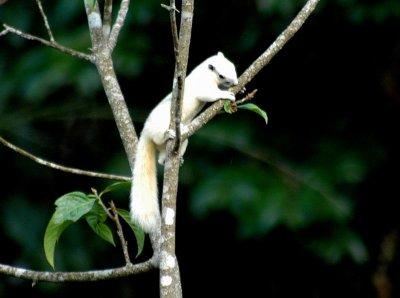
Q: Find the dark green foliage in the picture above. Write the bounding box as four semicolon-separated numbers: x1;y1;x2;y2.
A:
43;186;143;269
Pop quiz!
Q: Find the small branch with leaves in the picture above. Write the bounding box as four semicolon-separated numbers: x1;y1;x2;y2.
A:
0;183;152;282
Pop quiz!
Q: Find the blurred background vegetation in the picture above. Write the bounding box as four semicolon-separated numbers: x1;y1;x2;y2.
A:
1;0;400;297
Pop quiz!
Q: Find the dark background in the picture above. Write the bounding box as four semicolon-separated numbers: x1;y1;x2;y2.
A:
1;0;400;297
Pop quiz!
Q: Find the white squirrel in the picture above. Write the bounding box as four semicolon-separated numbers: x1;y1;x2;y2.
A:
130;52;238;234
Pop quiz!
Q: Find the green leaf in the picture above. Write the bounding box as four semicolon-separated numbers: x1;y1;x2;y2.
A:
100;181;131;197
86;216;115;246
223;100;235;114
85;201;115;246
43;214;73;269
44;191;95;269
53;192;96;224
117;209;145;257
238;103;268;124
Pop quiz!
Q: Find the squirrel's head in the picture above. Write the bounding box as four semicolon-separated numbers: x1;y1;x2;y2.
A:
207;52;238;90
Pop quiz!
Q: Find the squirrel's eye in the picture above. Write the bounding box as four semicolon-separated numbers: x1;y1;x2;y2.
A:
219;74;225;80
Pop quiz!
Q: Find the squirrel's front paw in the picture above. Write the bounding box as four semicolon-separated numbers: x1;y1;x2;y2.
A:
165;129;176;140
166;125;188;139
225;91;236;102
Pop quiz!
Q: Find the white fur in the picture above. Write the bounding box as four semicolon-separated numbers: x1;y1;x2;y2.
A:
130;52;238;233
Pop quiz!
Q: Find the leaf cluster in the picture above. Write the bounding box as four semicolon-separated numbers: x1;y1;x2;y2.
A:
43;183;144;269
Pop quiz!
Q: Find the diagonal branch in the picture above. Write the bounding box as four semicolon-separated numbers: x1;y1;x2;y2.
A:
110;201;132;265
1;24;93;62
0;136;130;181
35;0;55;42
108;0;130;51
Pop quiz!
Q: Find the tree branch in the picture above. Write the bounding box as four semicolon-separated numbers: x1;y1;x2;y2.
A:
0;261;155;283
84;0;138;170
159;0;194;297
162;2;180;58
110;201;132;265
35;0;55;42
0;136;130;181
1;24;93;62
91;191;132;265
184;0;320;139
109;0;130;52
84;0;103;49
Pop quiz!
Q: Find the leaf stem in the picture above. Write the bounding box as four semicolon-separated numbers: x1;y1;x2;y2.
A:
110;201;132;265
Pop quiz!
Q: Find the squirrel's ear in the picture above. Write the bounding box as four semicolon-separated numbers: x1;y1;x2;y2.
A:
217;52;224;57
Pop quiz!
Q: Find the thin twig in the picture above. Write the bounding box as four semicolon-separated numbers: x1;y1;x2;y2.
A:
1;24;93;62
35;0;55;42
110;201;132;265
108;0;130;52
161;3;180;13
221;89;258;114
103;0;113;39
0;28;8;37
164;1;180;58
235;89;258;105
168;0;182;154
0;136;130;181
92;191;132;266
91;188;114;219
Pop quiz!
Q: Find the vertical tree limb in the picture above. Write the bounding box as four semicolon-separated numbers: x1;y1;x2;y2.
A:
84;0;138;170
84;0;103;47
160;0;194;297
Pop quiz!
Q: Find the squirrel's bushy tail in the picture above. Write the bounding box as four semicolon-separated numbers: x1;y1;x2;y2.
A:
130;136;160;233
